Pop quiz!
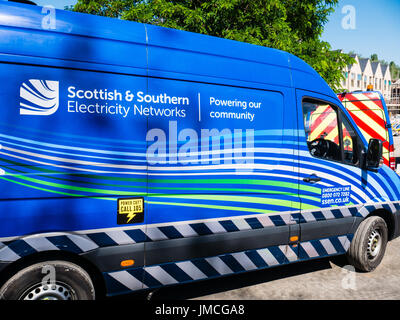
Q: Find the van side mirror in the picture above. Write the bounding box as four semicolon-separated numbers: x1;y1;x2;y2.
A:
366;138;383;169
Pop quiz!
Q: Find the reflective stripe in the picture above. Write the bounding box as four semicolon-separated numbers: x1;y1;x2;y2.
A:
176;261;207;280
301;242;319;258
109;271;145;291
146;266;178;285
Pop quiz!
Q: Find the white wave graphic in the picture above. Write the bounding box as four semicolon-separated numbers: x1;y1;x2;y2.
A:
19;80;59;115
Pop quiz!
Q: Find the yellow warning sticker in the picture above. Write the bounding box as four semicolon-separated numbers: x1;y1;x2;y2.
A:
117;198;144;224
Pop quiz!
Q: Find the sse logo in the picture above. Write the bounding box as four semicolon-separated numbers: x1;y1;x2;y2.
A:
20;80;59;116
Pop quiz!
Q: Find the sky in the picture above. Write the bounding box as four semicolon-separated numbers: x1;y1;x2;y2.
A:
3;0;400;65
30;0;76;9
321;0;400;65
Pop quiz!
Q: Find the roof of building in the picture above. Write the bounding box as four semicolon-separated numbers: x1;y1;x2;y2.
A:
371;61;381;75
359;58;370;72
381;64;390;76
348;54;358;69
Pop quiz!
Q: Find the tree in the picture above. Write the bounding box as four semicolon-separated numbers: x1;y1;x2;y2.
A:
74;0;354;91
389;61;400;80
370;53;378;62
369;55;399;80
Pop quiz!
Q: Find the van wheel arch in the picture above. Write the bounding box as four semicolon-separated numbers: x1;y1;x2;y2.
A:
347;215;388;272
0;250;106;299
365;208;395;240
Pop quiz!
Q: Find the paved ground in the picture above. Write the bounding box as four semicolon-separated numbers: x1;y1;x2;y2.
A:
112;236;400;300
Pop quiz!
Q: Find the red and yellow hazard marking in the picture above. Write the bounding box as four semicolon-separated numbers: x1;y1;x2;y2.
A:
307;92;390;167
338;92;389;166
308;104;338;142
308;104;353;151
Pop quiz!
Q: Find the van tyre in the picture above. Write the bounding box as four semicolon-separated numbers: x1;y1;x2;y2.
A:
347;216;388;272
0;260;95;300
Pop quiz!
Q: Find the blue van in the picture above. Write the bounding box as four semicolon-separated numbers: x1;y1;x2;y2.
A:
1;1;400;300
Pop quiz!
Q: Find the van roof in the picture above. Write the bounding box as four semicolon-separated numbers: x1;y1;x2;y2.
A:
0;1;336;98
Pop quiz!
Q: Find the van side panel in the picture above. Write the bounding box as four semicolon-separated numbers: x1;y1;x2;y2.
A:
0;62;151;237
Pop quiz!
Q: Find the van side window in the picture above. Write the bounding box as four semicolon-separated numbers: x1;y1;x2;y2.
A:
302;100;341;161
340;110;360;166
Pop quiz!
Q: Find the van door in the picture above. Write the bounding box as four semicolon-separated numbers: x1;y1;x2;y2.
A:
296;89;366;260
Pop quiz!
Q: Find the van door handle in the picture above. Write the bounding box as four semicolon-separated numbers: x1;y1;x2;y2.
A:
303;174;321;184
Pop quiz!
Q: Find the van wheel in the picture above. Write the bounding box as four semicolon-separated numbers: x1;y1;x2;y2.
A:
0;260;95;300
347;216;388;272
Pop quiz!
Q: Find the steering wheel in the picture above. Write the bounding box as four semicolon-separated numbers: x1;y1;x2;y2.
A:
309;138;330;158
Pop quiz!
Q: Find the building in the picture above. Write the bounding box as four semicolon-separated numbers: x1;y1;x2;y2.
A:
359;58;374;91
371;61;383;92
381;64;392;100
341;53;393;103
346;54;362;92
388;79;400;115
